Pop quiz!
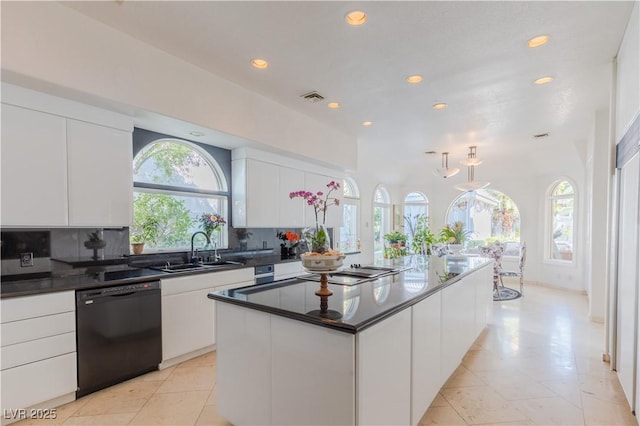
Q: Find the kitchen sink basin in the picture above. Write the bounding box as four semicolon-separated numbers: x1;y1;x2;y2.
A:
151;260;243;273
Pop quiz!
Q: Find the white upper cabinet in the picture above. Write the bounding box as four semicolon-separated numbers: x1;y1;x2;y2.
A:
67;119;132;227
1;84;134;228
1;104;69;226
232;148;345;228
232;158;279;227
278;166;306;227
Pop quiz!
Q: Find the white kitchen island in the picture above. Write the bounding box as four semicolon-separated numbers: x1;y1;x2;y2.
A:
208;255;493;426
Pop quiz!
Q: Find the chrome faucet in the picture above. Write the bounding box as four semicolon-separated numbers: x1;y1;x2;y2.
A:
190;231;210;264
213;241;221;263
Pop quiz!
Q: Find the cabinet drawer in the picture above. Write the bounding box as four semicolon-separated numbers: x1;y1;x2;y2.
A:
1;312;75;347
1;332;76;370
274;262;304;281
162;268;254;296
1;291;74;323
1;353;77;411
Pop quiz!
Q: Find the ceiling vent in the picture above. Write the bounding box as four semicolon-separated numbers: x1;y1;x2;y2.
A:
300;91;325;103
533;133;549;139
424;150;437;155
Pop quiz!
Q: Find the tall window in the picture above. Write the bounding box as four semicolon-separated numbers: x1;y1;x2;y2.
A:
446;189;520;249
339;177;360;253
403;192;428;250
133;139;229;250
373;186;391;261
548;180;575;261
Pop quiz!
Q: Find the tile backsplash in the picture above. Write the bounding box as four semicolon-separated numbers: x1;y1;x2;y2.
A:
1;228;129;275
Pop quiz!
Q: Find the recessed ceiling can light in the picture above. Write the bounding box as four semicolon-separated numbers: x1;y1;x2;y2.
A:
345;10;367;26
528;35;550;48
534;76;554;85
189;131;204;137
433;103;447;110
406;75;423;84
250;58;268;69
362;121;373;126
327;102;341;109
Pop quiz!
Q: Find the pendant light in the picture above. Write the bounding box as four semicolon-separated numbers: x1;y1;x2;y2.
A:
455;146;490;192
459;145;483;166
433;152;460;179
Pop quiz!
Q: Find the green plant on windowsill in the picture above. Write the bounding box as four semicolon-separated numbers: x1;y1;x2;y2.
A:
383;231;408;259
439;221;471;245
383;231;407;245
405;214;437;255
130;216;160;254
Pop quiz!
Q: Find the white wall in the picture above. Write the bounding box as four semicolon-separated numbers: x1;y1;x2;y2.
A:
0;1;356;171
585;109;613;322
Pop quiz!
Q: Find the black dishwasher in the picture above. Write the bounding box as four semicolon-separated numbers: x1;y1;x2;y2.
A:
76;281;162;397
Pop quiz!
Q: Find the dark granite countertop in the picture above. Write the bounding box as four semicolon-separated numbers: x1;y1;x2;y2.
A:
0;249;304;299
208;255;492;334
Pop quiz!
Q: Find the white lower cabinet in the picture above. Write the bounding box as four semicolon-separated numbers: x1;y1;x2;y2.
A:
441;275;476;382
411;292;442;425
0;292;76;421
357;308;412;426
161;268;253;367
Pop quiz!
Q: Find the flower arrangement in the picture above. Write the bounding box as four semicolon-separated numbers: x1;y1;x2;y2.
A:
198;212;226;239
289;181;341;226
290;181;341;254
440;221;471;244
277;231;300;248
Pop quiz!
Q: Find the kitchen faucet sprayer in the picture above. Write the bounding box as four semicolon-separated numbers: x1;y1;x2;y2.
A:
190;231;211;264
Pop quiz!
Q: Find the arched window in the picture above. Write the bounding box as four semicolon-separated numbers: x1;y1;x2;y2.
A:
133;139;229;250
373;185;391;261
403;191;429;250
339;177;360;253
547;179;575;261
445;189;520;249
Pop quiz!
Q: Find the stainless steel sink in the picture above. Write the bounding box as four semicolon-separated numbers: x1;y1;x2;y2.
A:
151;260;243;273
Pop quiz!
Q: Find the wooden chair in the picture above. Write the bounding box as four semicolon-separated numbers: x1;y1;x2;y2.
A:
498;242;527;296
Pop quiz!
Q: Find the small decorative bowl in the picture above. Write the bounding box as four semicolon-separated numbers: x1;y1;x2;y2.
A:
300;253;346;271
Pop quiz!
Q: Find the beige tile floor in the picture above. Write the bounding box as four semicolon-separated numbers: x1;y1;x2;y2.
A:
15;284;639;426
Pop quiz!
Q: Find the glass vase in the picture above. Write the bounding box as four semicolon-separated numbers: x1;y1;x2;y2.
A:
303;224;331;254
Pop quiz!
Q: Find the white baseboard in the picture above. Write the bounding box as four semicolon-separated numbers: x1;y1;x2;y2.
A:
159;345;216;370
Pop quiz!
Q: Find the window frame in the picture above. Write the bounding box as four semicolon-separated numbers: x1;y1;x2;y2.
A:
338;177;361;254
444;188;521;250
373;185;391;261
132;134;231;252
545;178;577;265
402;191;429;251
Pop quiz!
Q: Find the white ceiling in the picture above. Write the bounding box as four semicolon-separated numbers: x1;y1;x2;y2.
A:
62;1;634;180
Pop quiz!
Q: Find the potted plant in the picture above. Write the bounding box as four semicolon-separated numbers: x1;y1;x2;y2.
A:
383;231;408;259
130;216;160;254
439;221;471;254
408;215;437;255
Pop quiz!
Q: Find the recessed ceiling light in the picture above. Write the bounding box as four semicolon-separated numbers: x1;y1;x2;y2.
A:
527;35;550;48
250;58;268;69
534;76;554;85
361;121;373;126
406;75;423;84
433;103;447;110
189;131;204;137
327;102;341;109
345;10;367;26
